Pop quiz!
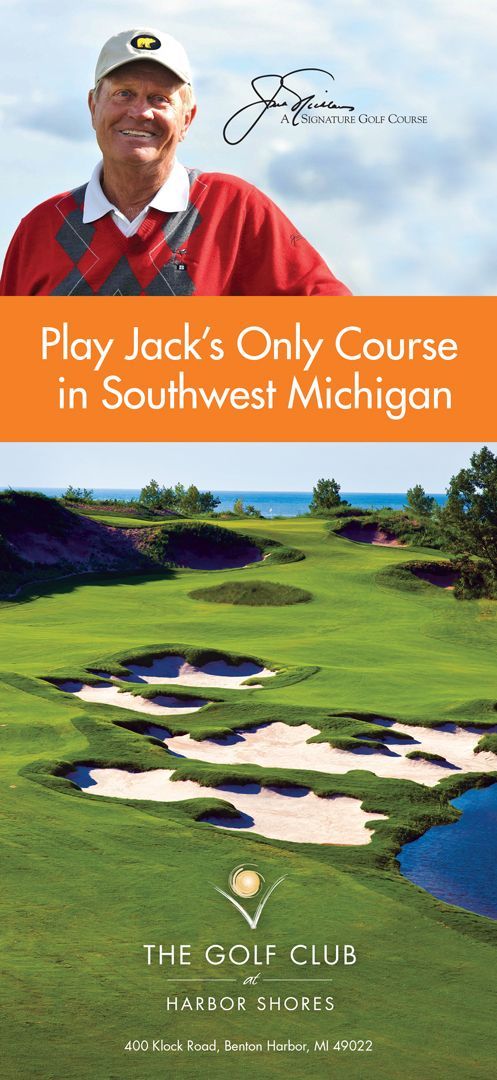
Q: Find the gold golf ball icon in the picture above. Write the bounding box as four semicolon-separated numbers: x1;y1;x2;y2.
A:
230;865;263;899
214;864;287;928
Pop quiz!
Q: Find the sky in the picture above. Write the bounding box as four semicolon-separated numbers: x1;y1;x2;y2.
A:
1;443;496;492
0;0;496;295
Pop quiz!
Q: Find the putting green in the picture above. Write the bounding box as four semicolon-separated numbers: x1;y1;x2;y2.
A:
1;517;497;1079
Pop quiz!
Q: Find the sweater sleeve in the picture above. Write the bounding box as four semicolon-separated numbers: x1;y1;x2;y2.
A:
0;220;27;295
231;185;351;296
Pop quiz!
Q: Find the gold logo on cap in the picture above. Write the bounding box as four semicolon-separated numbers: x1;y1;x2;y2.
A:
130;34;161;51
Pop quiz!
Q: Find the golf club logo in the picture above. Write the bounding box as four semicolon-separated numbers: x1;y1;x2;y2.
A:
212;864;286;930
130;34;161;51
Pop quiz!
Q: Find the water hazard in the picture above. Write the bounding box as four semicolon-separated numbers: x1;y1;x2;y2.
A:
398;783;497;919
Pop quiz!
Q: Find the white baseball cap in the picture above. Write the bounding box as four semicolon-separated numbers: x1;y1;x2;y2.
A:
95;28;192;86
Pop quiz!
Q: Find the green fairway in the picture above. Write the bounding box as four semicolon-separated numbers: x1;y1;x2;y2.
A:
1;518;496;1079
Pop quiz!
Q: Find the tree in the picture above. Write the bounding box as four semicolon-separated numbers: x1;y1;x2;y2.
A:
309;478;345;513
406;484;436;516
139;479;219;515
439;447;497;573
180;485;220;516
139;479;174;510
232;498;262;518
139;479;162;507
197;490;220;514
139;480;178;511
62;486;94;503
173;482;186;506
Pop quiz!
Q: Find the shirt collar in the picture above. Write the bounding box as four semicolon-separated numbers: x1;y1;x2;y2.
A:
82;159;190;224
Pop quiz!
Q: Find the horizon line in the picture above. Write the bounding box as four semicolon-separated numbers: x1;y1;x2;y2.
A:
3;485;446;496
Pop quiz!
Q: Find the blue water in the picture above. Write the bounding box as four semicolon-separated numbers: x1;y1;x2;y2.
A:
398;784;497;919
25;488;446;518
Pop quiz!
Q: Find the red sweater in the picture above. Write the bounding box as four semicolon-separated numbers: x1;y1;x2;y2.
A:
0;170;349;297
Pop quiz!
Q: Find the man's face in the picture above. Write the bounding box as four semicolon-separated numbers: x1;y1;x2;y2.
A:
88;61;195;171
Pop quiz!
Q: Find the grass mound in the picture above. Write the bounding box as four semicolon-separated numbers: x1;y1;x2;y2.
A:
0;494;304;598
188;580;312;606
264;544;304;564
406;750;451;765
0;490;157;597
0;489;75;536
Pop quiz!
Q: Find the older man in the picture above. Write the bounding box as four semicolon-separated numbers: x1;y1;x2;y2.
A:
0;28;350;296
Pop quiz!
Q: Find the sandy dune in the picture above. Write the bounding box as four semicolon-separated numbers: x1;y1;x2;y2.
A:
56;682;206;716
118;655;277;689
68;766;387;845
154;720;497;788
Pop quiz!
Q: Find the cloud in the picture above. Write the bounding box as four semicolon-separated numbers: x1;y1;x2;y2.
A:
266;120;494;216
18;101;93;143
267;142;388;213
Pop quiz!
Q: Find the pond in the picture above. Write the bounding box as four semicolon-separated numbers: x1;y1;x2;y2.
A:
398;783;497;919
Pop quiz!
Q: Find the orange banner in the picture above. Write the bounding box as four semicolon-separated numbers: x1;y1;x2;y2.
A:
0;296;495;441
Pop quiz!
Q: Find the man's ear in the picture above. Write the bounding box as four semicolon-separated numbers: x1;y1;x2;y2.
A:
180;103;197;142
88;89;97;130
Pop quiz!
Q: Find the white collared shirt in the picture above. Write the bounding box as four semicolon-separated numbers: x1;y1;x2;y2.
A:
82;160;190;236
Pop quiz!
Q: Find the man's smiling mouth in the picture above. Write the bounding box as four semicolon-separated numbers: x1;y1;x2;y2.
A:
119;129;156;139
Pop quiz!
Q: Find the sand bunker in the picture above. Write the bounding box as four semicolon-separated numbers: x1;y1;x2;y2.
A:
115;656;277;689
68;766;386;845
153;720;497;788
56;682;206;717
148;524;264;570
339;524;403;546
166;546;262;570
410;567;458;589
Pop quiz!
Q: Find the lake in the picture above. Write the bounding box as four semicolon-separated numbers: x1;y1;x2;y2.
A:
398;783;497;919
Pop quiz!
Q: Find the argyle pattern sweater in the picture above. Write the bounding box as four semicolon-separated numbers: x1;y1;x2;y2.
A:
0;170;349;296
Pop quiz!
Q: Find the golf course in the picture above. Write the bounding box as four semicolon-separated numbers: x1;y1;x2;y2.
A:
2;500;497;1079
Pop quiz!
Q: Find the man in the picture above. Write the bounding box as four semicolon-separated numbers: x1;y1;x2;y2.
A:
0;28;350;296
